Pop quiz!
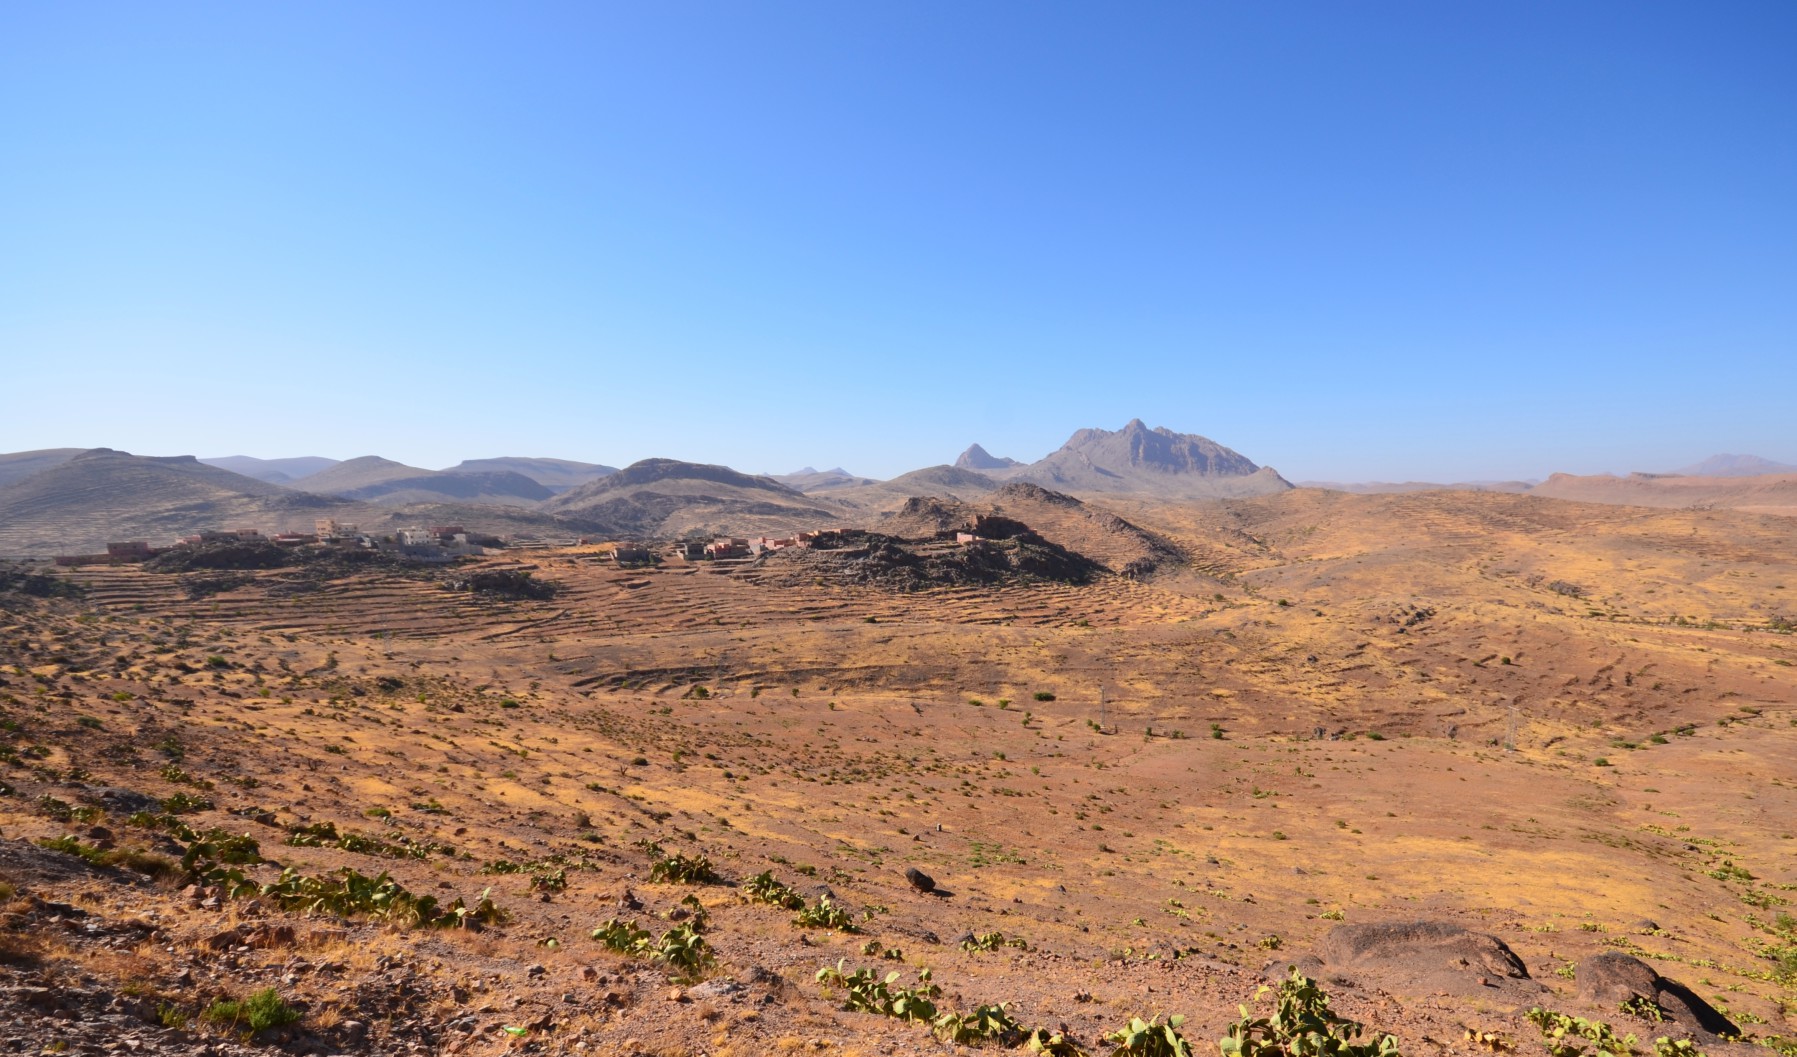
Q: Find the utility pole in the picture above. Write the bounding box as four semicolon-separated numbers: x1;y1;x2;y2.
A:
1099;685;1107;733
1504;706;1518;753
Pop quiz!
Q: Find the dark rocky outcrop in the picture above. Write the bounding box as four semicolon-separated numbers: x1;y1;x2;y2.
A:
445;569;559;602
1577;951;1738;1038
145;538;293;572
1317;920;1529;978
1303;920;1545;1001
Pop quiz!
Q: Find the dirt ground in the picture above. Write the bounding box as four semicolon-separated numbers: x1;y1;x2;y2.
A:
0;488;1792;1056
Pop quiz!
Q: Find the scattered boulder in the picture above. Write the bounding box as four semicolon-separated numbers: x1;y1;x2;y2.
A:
1577;951;1737;1038
203;924;251;951
90;787;159;815
445;569;558;601
1306;920;1545;1000
687;979;745;1002
904;867;935;893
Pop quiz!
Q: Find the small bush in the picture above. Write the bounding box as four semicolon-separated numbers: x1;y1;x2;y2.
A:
36;835;179;879
1220;968;1400;1057
1526;1008;1638;1057
794;894;857;931
817;961;939;1021
935;1002;1024;1046
202;988;301;1034
648;853;719;885
1107;1014;1193;1056
741;870;804;910
962;931;1030;952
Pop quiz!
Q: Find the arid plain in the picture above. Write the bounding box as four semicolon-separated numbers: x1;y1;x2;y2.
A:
1;487;1794;1056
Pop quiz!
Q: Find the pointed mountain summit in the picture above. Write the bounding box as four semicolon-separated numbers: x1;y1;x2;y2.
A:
955;444;1021;471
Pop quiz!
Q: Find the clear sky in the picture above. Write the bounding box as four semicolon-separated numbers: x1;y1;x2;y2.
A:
2;2;1793;482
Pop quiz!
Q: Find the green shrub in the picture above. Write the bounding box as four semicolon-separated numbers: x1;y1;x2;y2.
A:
201;988;300;1034
1526;1007;1637;1057
162;791;214;814
1026;1029;1090;1056
935;1002;1024;1046
592;917;652;952
961;931;1029;952
1220;968;1400;1057
794;894;856;931
741;870;804;910
652;922;713;979
285;821;452;860
249;866;502;928
817;961;939;1021
1108;1014;1194;1056
35;835;179;878
649;853;719;885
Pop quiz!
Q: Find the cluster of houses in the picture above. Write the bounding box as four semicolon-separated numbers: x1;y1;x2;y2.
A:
52;521;486;567
305;520;487;560
674;531;836;560
581;529;869;567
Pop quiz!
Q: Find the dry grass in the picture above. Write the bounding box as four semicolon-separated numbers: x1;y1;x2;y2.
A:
2;490;1793;1052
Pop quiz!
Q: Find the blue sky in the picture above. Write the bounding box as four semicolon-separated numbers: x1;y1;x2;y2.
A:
2;2;1793;482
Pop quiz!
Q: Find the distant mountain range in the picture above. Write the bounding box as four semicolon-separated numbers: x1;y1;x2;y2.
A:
198;454;617;500
1673;454;1797;477
1528;471;1797;512
199;455;340;484
1;432;1792;556
1297;479;1536;495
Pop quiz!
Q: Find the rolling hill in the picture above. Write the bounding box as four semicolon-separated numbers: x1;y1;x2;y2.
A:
199;455;340;483
1297;479;1534;494
442;457;617;493
1528;471;1797;515
819;465;1001;510
0;448;84;489
0;448;346;555
874;481;1185;576
771;467;878;492
544;458;847;538
296;456;552;505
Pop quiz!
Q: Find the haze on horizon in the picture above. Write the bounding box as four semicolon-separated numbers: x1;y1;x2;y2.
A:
2;3;1793;482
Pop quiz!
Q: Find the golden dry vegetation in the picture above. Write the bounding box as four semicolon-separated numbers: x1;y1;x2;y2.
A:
1;488;1793;1056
